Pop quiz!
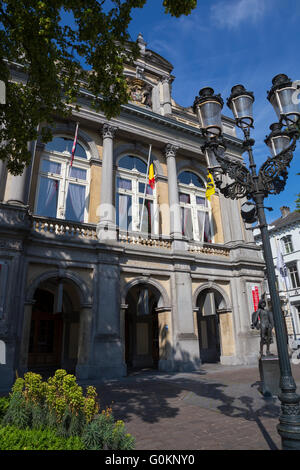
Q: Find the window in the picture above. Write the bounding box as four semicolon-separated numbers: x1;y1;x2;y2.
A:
281;235;293;254
288;264;300;289
35;136;89;223
178;170;212;242
116;155;158;235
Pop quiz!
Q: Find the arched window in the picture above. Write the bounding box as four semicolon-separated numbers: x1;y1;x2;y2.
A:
116;155;158;235
178;170;212;242
35;136;90;223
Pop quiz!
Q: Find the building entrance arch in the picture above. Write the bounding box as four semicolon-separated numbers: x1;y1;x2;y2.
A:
26;276;83;377
28;288;63;372
196;287;228;364
125;282;163;371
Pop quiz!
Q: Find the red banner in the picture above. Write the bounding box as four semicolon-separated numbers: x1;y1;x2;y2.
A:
252;286;259;311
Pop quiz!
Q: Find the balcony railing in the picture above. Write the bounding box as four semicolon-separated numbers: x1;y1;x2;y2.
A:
31;216;229;256
188;241;230;257
32;215;98;240
118;230;172;249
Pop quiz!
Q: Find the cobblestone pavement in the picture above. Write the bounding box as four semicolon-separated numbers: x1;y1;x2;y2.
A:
80;363;300;451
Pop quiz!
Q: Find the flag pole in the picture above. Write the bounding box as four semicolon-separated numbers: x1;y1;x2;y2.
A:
69;121;79;172
139;144;152;232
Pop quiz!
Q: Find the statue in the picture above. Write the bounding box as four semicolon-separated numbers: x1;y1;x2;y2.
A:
141;84;152;107
251;299;274;356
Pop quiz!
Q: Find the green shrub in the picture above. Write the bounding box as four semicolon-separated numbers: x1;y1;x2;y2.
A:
2;392;31;429
109;420;135;450
81;411;134;450
82;411;114;450
0;397;9;421
2;369;135;450
0;425;85;450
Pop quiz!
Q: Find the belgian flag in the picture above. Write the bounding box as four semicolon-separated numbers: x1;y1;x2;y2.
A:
148;161;155;189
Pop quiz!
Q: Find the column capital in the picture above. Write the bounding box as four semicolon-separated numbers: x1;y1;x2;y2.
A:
164;143;179;159
102;123;118;139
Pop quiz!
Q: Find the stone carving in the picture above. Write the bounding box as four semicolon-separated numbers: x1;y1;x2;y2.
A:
0;204;31;228
102;123;117;140
164;143;179;160
251;299;274;356
126;78;152;108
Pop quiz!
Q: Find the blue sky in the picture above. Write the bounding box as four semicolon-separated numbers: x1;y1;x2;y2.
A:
126;0;300;223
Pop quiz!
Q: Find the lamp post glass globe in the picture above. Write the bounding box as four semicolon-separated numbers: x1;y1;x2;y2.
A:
268;74;300;125
227;84;255;128
265;123;292;157
195;87;224;136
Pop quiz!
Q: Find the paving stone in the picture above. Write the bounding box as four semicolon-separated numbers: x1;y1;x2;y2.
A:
79;363;300;450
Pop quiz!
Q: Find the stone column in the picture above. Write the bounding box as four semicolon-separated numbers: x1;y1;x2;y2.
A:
76;305;93;380
4;140;37;206
164;143;186;249
97;123;118;241
91;257;126;379
5;166;31;205
170;268;201;371
161;76;172;115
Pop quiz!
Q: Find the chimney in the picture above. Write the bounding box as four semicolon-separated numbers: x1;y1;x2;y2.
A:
280;206;290;218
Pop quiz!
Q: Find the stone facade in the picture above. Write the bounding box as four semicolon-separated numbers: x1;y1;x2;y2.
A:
0;37;265;391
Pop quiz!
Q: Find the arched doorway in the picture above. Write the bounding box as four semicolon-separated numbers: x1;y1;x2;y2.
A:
196;288;227;363
27;279;81;377
28;288;63;373
125;283;160;371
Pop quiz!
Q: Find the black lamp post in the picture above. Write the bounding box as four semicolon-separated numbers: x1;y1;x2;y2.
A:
194;74;300;450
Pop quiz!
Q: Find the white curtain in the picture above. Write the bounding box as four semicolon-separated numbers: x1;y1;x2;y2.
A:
37;177;59;217
118;193;132;231
197;210;206;242
139;199;153;234
181;207;193;239
66;183;85;222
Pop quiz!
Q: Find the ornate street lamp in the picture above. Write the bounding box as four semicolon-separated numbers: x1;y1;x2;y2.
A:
194;75;300;450
193;87;224;136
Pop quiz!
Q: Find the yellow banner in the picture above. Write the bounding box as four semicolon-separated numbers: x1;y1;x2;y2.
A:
205;172;215;201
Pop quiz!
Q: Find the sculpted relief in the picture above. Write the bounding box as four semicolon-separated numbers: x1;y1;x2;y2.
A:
126;78;152;108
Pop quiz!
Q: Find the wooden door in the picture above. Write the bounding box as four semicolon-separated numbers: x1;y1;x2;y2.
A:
28;309;63;368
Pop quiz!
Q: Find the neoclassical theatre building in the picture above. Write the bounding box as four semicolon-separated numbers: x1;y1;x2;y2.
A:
0;36;265;390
